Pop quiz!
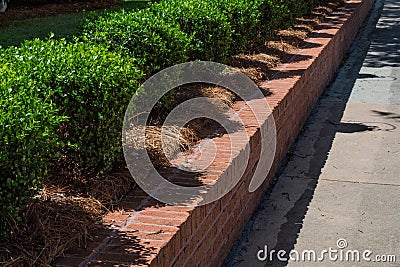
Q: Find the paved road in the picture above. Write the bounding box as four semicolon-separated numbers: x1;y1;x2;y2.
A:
224;0;400;266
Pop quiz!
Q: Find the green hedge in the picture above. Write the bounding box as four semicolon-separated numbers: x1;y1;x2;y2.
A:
0;48;64;240
150;0;232;62
83;0;233;65
1;0;329;240
83;0;327;62
0;39;143;239
213;0;264;53
260;0;325;36
13;39;143;176
82;8;192;75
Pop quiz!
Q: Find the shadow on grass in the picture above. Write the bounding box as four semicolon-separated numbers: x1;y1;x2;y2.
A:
0;0;152;48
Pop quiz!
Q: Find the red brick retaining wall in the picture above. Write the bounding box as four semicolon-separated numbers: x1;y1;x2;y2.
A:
55;0;374;266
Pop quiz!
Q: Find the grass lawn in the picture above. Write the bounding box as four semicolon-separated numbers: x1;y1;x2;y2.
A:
0;0;152;48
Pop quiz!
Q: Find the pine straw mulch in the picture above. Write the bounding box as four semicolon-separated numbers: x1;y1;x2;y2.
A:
0;1;344;266
0;0;119;22
231;1;343;83
0;186;104;266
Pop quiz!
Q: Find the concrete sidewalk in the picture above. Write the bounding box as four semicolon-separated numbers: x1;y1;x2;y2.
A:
224;0;400;266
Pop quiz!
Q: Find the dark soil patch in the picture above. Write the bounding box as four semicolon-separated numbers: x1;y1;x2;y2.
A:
0;0;118;21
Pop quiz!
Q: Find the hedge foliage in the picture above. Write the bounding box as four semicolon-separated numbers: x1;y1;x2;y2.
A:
213;0;264;53
0;56;64;240
83;0;326;63
0;39;143;239
150;0;233;62
1;0;328;240
260;0;325;34
82;8;192;75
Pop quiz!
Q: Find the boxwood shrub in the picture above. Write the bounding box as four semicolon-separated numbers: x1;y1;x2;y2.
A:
17;39;143;176
0;49;65;240
83;0;233;65
212;0;264;54
259;0;326;37
0;39;143;239
150;0;232;62
82;8;192;75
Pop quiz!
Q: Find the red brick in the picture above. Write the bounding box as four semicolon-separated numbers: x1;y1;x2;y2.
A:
125;223;179;234
138;210;190;220
134;215;185;227
53;256;85;266
97;252;155;264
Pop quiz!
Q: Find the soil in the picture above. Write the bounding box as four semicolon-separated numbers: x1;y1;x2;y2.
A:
0;0;118;22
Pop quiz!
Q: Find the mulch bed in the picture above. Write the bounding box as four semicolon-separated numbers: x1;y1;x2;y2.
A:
0;0;118;22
